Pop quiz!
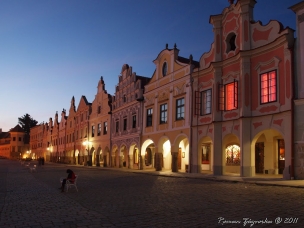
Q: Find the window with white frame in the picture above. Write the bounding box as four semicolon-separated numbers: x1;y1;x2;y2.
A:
176;98;184;120
97;123;101;136
91;125;95;137
201;89;212;115
146;108;153;127
103;122;107;134
160;103;167;124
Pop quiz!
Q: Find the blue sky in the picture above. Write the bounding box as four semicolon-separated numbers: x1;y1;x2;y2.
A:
0;0;300;132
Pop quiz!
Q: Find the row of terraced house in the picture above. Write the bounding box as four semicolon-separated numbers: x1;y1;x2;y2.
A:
26;0;304;180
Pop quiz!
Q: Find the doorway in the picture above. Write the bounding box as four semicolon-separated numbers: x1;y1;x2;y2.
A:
278;139;285;174
255;142;264;173
178;148;181;169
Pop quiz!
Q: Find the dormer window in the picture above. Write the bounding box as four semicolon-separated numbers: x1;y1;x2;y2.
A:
226;33;236;53
162;62;167;76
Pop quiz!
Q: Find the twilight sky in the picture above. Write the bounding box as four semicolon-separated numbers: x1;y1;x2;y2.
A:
0;0;300;132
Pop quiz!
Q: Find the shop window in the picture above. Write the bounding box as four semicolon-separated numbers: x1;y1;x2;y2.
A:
201;89;212;115
260;70;277;104
225;144;240;165
219;80;238;111
146;108;153;127
278;139;285;174
201;144;210;164
176;98;184;120
278;139;285;160
145;148;152;166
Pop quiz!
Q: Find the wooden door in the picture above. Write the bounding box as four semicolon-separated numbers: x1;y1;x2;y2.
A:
255;142;264;173
178;148;181;169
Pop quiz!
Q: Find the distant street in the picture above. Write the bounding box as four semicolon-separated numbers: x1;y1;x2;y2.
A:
0;159;303;228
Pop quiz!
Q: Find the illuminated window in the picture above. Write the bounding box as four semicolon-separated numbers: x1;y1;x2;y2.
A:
176;98;184;120
146;108;153;127
260;70;277;104
160;103;167;124
225;144;240;165
201;89;212;115
219;80;238;111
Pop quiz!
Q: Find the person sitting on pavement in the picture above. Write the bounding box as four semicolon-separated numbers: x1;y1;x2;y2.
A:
60;169;76;192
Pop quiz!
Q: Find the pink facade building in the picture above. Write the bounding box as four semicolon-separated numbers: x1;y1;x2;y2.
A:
192;0;294;179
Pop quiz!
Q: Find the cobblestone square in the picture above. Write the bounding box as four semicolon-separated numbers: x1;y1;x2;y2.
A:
1;160;304;228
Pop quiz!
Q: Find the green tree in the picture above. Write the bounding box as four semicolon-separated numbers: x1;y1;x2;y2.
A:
18;113;38;135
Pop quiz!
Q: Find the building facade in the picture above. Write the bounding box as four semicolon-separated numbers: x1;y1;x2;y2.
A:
0;125;29;159
111;64;150;169
26;0;304;180
192;0;294;179
141;44;198;172
88;77;112;167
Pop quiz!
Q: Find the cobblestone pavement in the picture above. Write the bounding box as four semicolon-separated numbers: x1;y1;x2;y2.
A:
1;159;304;228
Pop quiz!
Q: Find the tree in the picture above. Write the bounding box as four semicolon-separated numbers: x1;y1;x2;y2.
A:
18;113;38;135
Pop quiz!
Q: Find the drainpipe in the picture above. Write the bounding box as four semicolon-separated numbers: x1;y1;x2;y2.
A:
189;55;194;173
290;43;295;179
